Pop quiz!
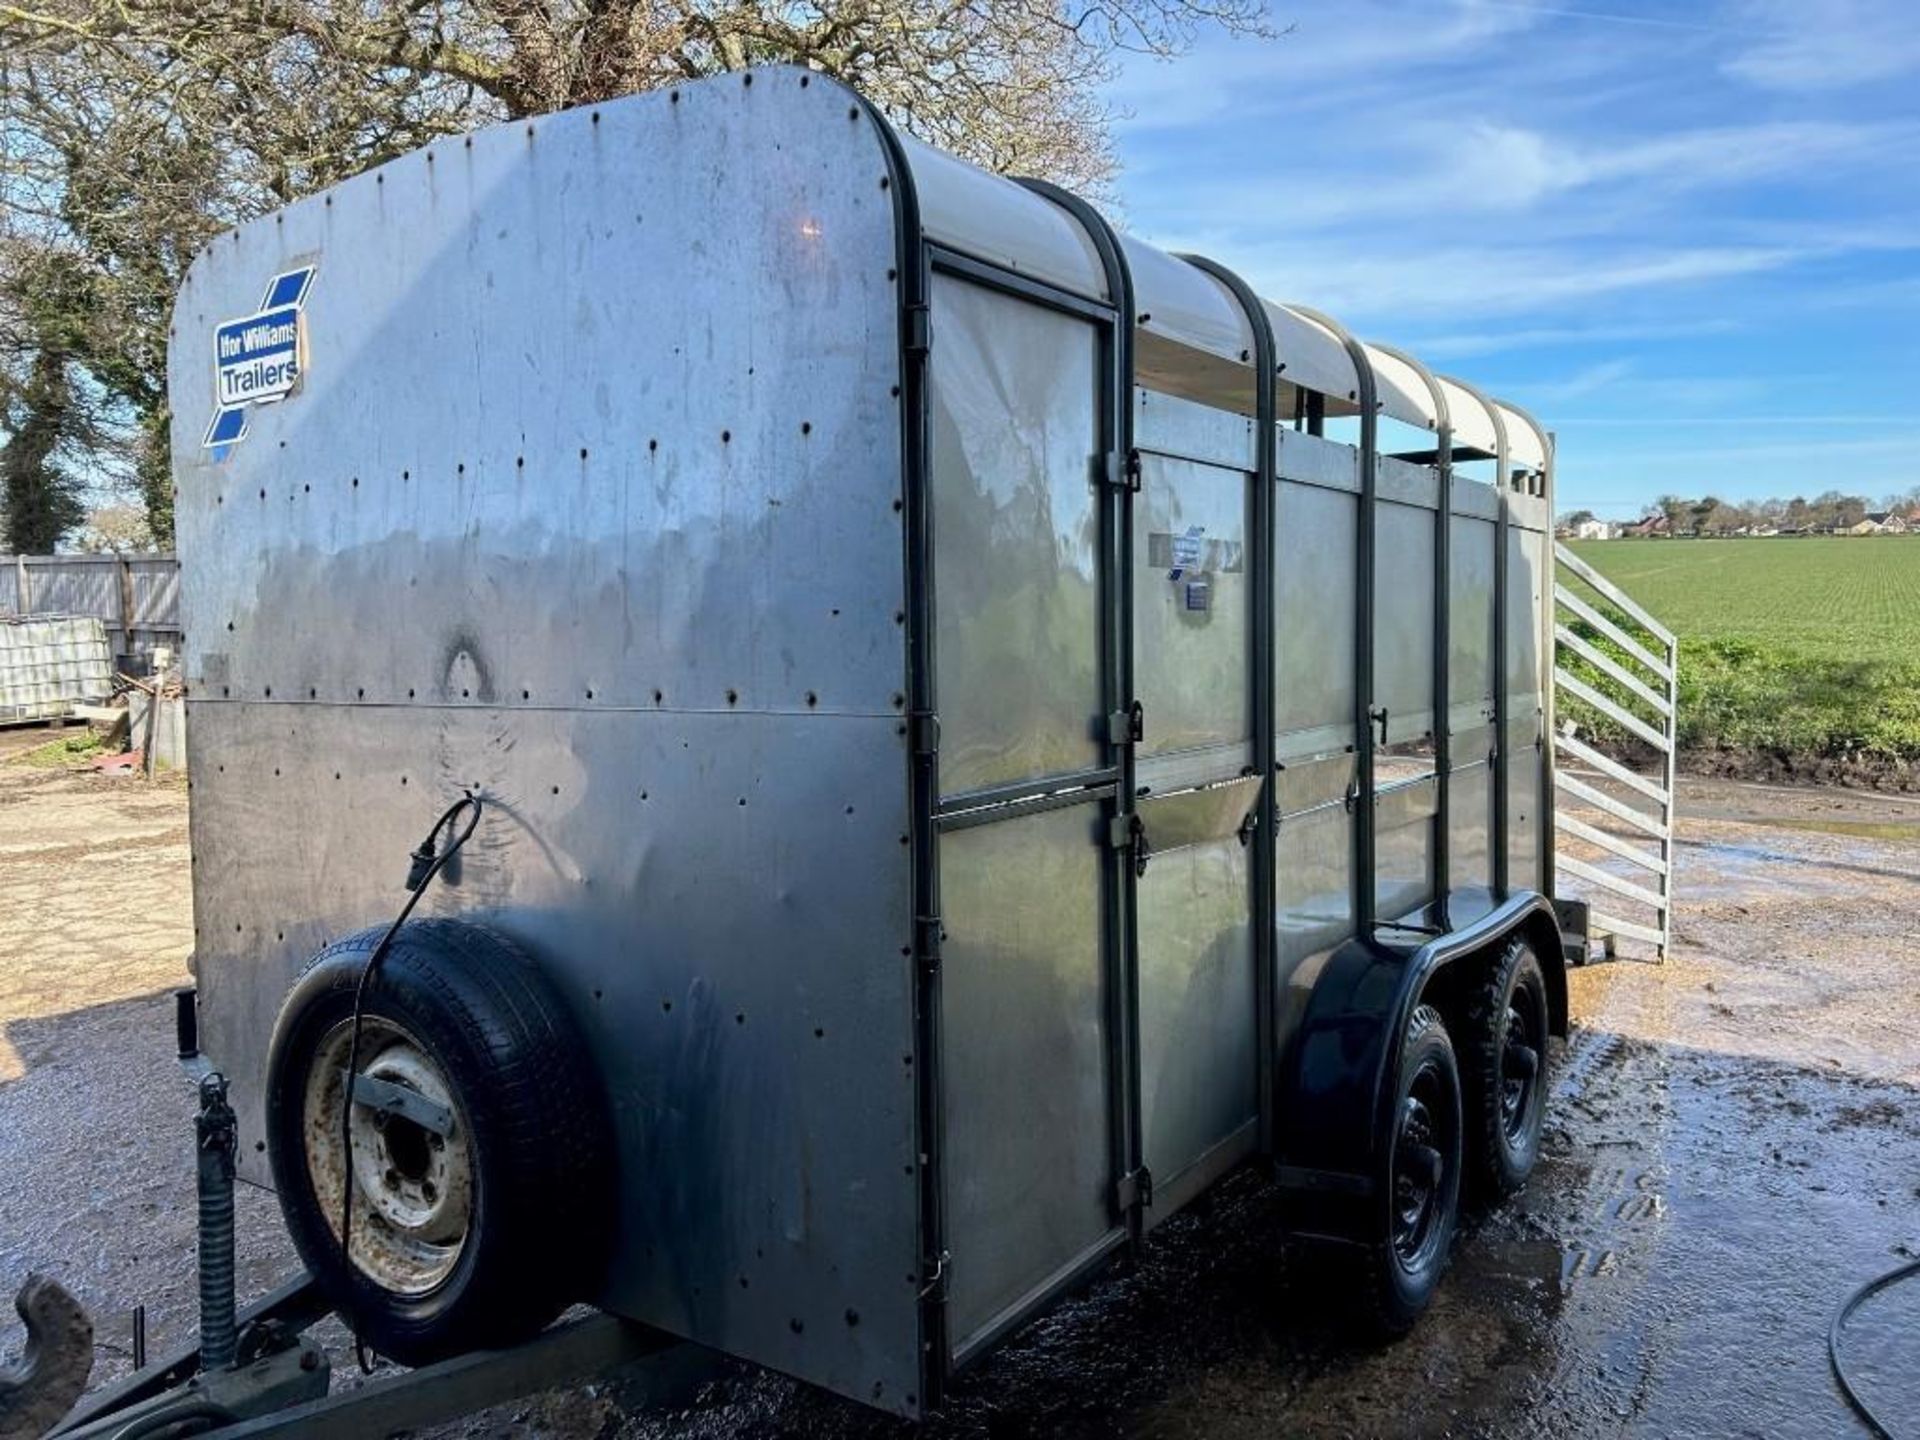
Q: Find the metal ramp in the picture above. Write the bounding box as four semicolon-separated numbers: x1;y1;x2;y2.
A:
1550;543;1676;961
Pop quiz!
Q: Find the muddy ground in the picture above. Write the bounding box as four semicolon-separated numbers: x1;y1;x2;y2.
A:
2;730;1916;1438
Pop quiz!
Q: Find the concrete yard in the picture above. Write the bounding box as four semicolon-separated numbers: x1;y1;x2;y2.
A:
2;733;1916;1438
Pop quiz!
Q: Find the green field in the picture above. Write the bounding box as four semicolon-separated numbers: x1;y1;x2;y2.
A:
1567;536;1920;662
1565;536;1920;770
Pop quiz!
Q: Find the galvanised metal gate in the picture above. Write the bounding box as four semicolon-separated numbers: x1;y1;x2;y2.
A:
1550;543;1678;960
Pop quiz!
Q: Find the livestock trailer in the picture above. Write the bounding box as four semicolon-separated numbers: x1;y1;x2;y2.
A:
40;63;1596;1434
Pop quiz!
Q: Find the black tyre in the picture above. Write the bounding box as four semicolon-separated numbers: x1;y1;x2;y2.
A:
1359;1002;1463;1336
1465;935;1550;1201
265;919;611;1365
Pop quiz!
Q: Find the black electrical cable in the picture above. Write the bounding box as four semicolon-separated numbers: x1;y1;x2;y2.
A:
337;791;484;1373
1830;1256;1920;1439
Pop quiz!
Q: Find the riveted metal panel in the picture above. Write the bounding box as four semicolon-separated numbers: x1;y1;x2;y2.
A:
1374;500;1436;749
1508;726;1545;891
1135;778;1260;1202
1275;482;1357;748
172;78;907;722
1374;777;1438;919
169;72;924;1416
1510;490;1551;534
1135;454;1252;762
1448;759;1493;891
939;801;1115;1354
187;704;922;1409
1450;512;1497;717
1276;428;1360;493
1506;524;1547;891
1376;453;1439;510
1507;523;1546;708
930;275;1103;797
1135;388;1256;472
1275;755;1355;981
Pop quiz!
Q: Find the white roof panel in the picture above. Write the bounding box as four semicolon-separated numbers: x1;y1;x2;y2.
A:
1266;303;1361;407
1436;376;1503;457
895;128;1549;458
1122;236;1253;364
898;134;1108;302
1496;401;1549;471
1364;344;1438;433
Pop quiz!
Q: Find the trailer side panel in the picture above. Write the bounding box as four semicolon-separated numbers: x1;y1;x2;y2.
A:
169;73;927;1415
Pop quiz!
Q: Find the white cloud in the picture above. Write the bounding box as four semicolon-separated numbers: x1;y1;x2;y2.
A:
1137;118;1908;233
1134;228;1809;325
1112;0;1539;132
1415;318;1744;358
1721;0;1920;90
1525;357;1636;402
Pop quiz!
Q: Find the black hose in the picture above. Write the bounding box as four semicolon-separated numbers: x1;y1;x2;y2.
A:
337;791;484;1372
1830;1257;1920;1439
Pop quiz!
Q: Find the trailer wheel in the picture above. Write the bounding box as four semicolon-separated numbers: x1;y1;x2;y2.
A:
1356;1002;1463;1336
1464;935;1550;1201
265;919;611;1366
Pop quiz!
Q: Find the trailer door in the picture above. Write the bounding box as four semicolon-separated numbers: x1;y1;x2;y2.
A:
1130;393;1260;1217
927;270;1124;1360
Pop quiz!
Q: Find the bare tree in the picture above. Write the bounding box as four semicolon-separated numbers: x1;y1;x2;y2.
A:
1;1;1275;542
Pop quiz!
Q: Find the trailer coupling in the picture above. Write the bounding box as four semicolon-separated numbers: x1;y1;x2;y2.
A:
0;1276;93;1440
16;1053;691;1440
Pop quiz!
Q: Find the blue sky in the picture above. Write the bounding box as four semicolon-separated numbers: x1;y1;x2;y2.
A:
1107;0;1920;519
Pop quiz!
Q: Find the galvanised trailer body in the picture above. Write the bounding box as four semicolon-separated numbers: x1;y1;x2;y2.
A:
167;66;1566;1421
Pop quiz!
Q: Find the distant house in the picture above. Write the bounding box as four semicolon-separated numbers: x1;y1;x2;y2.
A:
1751;524;1780;537
1571;518;1612;541
1623;513;1670;538
1850;513;1904;535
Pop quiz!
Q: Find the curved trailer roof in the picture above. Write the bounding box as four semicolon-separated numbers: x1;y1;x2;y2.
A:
894;132;1552;488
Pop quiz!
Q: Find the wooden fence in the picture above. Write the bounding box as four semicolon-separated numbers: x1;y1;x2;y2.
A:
0;553;182;666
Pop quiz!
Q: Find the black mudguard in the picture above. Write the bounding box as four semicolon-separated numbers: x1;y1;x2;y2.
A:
1273;886;1567;1245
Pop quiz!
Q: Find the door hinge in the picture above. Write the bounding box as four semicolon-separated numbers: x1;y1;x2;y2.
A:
1106;700;1144;747
909;710;940;756
904;302;931;357
915;913;944;973
1115;1166;1154;1213
1109;813;1151;877
1101;448;1143;492
919;1249;951;1302
1236;805;1259;847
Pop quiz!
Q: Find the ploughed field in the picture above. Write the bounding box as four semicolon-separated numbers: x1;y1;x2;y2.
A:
1566;536;1920;785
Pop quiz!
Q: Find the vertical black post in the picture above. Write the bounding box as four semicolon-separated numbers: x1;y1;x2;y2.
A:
1438;375;1512;896
1460;383;1513;896
1178;256;1277;1158
1373;345;1453;915
1433;429;1453;907
860;99;949;1406
1539;425;1558;902
1291;308;1380;931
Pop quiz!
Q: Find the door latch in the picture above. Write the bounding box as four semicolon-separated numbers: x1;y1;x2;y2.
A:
1110;813;1151;877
